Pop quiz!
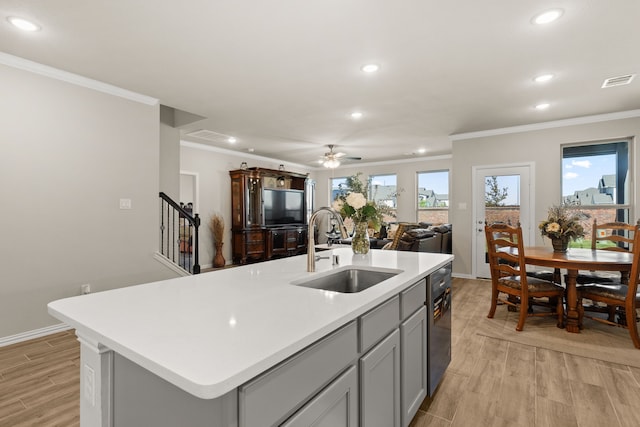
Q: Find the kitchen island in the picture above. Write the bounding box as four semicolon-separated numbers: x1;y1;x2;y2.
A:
48;248;453;427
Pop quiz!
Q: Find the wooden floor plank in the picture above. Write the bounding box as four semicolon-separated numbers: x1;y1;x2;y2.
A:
1;277;639;427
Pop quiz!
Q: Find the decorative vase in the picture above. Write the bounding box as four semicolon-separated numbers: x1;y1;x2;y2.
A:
551;237;569;253
213;242;226;267
351;221;370;255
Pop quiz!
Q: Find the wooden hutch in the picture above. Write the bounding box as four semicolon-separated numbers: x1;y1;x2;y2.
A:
230;167;314;264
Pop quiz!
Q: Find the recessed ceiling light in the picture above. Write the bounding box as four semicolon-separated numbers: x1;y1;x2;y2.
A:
227;137;237;144
361;64;379;73
351;112;363;119
7;16;41;32
532;9;563;25
534;74;554;83
535;103;550;110
247;148;254;152
417;148;426;154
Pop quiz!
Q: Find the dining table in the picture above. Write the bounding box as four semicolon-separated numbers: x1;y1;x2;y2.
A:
522;246;634;333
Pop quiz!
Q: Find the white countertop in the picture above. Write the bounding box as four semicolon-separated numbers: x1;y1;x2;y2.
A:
48;248;453;399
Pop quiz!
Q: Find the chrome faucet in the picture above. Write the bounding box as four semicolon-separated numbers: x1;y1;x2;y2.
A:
307;207;348;272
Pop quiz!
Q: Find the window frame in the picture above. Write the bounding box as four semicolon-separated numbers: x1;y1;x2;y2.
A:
561;139;633;246
416;169;450;224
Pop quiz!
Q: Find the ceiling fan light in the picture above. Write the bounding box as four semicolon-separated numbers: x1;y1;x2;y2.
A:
323;158;341;169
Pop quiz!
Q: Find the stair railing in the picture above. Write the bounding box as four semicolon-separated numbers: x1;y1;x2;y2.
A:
159;192;201;274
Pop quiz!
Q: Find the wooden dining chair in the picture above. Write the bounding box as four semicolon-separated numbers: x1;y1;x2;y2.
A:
577;222;640;349
573;219;639;322
575;219;639;285
485;222;565;331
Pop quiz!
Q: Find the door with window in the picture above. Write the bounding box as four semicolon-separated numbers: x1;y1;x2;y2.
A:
474;165;533;278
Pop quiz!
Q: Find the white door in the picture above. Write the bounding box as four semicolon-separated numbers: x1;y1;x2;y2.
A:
473;164;534;278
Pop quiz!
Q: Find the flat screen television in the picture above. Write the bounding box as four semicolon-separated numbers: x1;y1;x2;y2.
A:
263;188;306;226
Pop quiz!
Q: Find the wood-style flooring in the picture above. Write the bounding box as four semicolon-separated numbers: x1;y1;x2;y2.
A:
1;278;640;426
0;330;79;427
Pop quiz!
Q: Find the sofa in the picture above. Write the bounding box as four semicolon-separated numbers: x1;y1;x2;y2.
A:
385;222;452;254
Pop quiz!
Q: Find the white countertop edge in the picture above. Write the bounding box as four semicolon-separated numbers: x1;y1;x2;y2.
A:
48;250;454;399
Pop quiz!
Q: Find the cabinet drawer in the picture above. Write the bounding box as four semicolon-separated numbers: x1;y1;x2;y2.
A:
239;321;357;427
400;279;426;320
359;296;399;352
245;231;264;243
246;243;264;254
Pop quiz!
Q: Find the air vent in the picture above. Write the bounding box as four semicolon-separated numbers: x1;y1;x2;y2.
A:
601;74;635;88
186;129;232;143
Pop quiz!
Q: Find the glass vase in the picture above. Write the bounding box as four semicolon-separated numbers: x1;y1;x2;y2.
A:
351;221;370;254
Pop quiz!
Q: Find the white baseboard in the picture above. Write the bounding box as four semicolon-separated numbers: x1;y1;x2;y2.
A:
153;252;191;276
452;273;475;279
0;323;73;347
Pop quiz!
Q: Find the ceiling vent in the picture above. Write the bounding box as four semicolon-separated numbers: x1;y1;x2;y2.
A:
186;129;232;143
601;74;635;88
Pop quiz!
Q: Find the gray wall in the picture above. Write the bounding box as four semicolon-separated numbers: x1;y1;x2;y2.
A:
159;106;181;200
451;116;640;277
0;63;176;338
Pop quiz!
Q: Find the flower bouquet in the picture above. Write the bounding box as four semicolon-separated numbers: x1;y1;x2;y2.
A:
333;173;383;254
539;204;586;252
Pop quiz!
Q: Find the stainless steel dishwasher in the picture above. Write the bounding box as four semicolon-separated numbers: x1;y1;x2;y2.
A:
427;263;452;396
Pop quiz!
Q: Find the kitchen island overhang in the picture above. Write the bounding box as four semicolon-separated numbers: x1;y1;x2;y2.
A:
48;248;453;426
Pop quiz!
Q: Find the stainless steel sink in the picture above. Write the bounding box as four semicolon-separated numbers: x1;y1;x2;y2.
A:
293;268;400;293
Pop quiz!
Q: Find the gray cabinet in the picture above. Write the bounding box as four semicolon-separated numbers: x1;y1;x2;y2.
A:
400;306;428;426
239;322;357;427
360;329;401;427
281;366;358;427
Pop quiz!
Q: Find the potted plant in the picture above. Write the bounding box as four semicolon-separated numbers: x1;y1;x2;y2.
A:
210;213;226;267
539;204;586;252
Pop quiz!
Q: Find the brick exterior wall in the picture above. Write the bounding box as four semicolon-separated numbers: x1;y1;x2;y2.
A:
486;206;618;241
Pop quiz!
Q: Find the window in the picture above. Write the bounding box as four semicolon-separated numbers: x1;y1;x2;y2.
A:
368;174;397;222
562;140;631;246
330;177;349;203
417;170;449;224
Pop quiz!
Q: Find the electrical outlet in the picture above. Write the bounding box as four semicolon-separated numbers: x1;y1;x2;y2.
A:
81;284;91;295
83;364;95;406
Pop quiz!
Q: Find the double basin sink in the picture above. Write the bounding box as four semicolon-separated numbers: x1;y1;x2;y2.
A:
292;267;401;293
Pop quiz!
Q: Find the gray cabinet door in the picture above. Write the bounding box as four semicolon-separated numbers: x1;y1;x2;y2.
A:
360;329;401;427
281;366;358;427
400;306;427;427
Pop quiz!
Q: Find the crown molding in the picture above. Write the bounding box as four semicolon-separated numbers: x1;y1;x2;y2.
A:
450;109;640;141
313;154;453;170
180;140;313;171
0;51;158;106
182;140;452;171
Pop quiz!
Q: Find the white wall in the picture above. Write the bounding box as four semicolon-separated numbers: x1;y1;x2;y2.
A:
0;63;176;338
451;115;640;277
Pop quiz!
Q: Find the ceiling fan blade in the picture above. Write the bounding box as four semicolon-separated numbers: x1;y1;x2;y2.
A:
342;156;362;161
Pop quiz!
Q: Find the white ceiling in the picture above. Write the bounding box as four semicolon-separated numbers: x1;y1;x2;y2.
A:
1;1;639;167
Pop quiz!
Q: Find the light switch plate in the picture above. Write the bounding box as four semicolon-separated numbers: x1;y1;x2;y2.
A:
119;198;132;209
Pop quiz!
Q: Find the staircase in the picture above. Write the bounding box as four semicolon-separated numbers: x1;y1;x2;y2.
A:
158;192;201;274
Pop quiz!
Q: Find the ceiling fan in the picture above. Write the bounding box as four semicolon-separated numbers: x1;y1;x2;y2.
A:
321;144;361;169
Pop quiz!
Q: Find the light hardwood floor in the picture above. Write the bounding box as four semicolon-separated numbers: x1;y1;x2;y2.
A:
2;278;640;426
